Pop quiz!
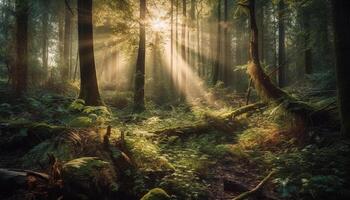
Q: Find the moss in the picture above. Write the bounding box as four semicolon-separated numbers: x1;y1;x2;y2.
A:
21;140;73;167
125;136;175;172
140;188;171;200
62;157;118;198
68;116;93;127
62;157;109;178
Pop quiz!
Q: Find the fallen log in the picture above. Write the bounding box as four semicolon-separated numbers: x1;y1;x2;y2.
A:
224;102;267;119
232;171;275;200
152;103;267;137
152;122;211;138
0;168;50;195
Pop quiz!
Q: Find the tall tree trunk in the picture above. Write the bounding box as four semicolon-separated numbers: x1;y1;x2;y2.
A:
223;0;231;86
303;10;312;75
181;0;187;97
175;0;179;90
181;0;187;61
63;2;72;81
196;12;200;76
213;0;221;85
58;1;65;79
332;0;350;136
42;2;49;80
278;0;286;87
14;0;29;97
171;0;174;79
77;0;102;106
133;0;146;112
246;0;286;101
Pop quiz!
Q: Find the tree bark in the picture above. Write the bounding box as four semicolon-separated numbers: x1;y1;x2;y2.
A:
278;0;286;87
77;0;102;106
213;0;222;85
41;1;49;80
63;2;72;81
223;0;230;86
133;0;146;112
171;0;174;79
303;10;312;75
14;0;29;97
58;1;65;79
332;0;350;136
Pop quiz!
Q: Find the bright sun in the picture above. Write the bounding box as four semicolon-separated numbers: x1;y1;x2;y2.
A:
150;18;167;31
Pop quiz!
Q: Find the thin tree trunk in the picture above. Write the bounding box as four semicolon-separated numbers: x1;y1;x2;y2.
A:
278;0;286;87
223;0;231;86
77;0;102;106
181;0;187;97
63;3;72;81
303;10;312;75
58;1;65;79
41;2;49;80
213;0;221;85
181;0;187;62
171;0;174;79
133;0;146;112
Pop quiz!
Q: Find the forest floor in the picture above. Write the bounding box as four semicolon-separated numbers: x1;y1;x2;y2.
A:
0;80;349;200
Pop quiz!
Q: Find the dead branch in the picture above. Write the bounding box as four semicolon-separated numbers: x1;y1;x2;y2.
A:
232;171;275;200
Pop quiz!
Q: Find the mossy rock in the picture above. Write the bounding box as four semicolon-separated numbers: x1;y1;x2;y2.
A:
62;157;118;199
140;188;171;200
68;116;93;127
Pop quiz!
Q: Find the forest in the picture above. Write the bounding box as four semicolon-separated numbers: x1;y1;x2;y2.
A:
0;0;349;199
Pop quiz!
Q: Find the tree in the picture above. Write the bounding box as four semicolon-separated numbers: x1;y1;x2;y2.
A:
41;0;49;79
63;0;73;81
212;0;221;85
278;0;286;87
223;0;231;86
332;0;350;136
133;0;146;112
77;0;102;106
13;0;29;97
243;0;286;101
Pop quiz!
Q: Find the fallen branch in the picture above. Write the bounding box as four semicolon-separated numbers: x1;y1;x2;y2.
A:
8;169;49;180
224;102;267;119
233;171;275;200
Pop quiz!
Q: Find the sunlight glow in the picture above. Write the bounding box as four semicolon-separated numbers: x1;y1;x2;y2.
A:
150;18;167;32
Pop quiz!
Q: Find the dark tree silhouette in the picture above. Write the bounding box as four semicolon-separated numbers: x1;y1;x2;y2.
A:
332;0;350;136
133;0;146;112
13;0;29;97
77;0;102;106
